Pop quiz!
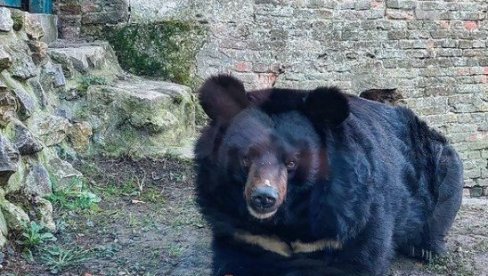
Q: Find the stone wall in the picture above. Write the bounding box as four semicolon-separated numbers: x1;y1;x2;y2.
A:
58;0;488;196
0;7;92;246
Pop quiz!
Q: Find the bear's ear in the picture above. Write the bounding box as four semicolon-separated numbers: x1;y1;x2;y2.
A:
304;87;350;127
198;75;249;123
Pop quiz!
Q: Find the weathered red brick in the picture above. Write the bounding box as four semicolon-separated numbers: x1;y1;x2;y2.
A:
464;21;478;31
235;61;252;72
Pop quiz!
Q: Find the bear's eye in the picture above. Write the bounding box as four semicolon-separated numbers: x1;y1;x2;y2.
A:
286;160;297;170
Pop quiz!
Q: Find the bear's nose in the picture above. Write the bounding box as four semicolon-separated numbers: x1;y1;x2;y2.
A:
250;186;278;211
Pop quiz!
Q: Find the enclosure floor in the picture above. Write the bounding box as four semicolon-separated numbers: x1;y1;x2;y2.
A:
3;157;487;275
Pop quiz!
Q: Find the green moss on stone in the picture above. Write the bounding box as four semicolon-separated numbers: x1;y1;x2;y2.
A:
76;75;108;95
100;21;206;87
10;10;24;31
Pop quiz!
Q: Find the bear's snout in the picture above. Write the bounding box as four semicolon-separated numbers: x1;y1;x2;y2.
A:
244;162;287;220
250;186;278;211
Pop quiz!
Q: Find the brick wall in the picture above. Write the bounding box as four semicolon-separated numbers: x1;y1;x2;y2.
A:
66;0;488;196
55;0;128;39
187;0;488;196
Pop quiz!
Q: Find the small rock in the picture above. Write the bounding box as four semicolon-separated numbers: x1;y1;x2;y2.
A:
47;51;75;79
0;232;6;248
47;157;83;193
28;78;48;108
0;91;18;125
28;40;48;65
0;200;29;231
24;13;44;40
42;62;66;88
23;164;51;198
48;44;109;73
4;160;24;194
8;119;43;155
64;88;81;101
0;212;6;247
32;197;55;231
0;135;20;185
0;206;8;236
0;46;12;71
34;115;70;146
0;8;13;32
12;87;35;119
10;9;24;31
9;54;37;80
67;121;92;152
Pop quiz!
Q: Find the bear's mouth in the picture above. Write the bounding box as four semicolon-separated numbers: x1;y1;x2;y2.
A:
247;206;278;220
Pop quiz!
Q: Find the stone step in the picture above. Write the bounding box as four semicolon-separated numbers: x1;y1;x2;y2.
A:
47;39;197;159
72;76;196;158
48;40;122;79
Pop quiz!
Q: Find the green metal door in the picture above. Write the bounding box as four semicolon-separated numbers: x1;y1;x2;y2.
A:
29;0;52;13
0;0;52;13
0;0;22;8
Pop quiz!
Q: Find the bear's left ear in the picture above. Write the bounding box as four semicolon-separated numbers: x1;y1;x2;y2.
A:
198;74;249;124
304;87;350;127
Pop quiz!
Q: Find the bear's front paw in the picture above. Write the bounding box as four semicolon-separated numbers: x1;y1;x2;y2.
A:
408;246;437;262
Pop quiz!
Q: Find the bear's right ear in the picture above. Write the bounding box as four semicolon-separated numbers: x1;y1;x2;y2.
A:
198;75;249;124
304;87;350;127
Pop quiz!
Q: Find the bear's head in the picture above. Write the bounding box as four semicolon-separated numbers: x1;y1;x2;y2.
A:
196;75;349;224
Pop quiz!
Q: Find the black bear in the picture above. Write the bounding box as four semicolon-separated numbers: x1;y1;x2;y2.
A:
194;75;463;276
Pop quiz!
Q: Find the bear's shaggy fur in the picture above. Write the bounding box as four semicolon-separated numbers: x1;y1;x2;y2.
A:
195;75;463;276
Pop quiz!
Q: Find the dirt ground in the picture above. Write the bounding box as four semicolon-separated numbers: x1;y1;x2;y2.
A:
2;157;488;276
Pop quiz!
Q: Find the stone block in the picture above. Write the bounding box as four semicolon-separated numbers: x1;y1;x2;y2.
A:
0;200;29;231
0;46;12;71
470;186;484;197
23;164;52;198
0;8;13;32
67;121;93;152
12;87;35;119
47;157;83;193
8;52;37;81
82;77;196;158
0;135;19;186
386;0;416;10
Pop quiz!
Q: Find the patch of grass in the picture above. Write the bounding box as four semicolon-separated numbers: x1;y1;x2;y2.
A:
40;245;92;274
48;190;101;211
128;212;142;228
17;222;57;248
97;177;165;203
76;161;100;179
165;244;184;258
15;221;57;264
48;177;101;211
139;187;165;204
98;179;139;198
168;171;187;183
77;75;108;94
170;211;204;228
426;252;475;276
